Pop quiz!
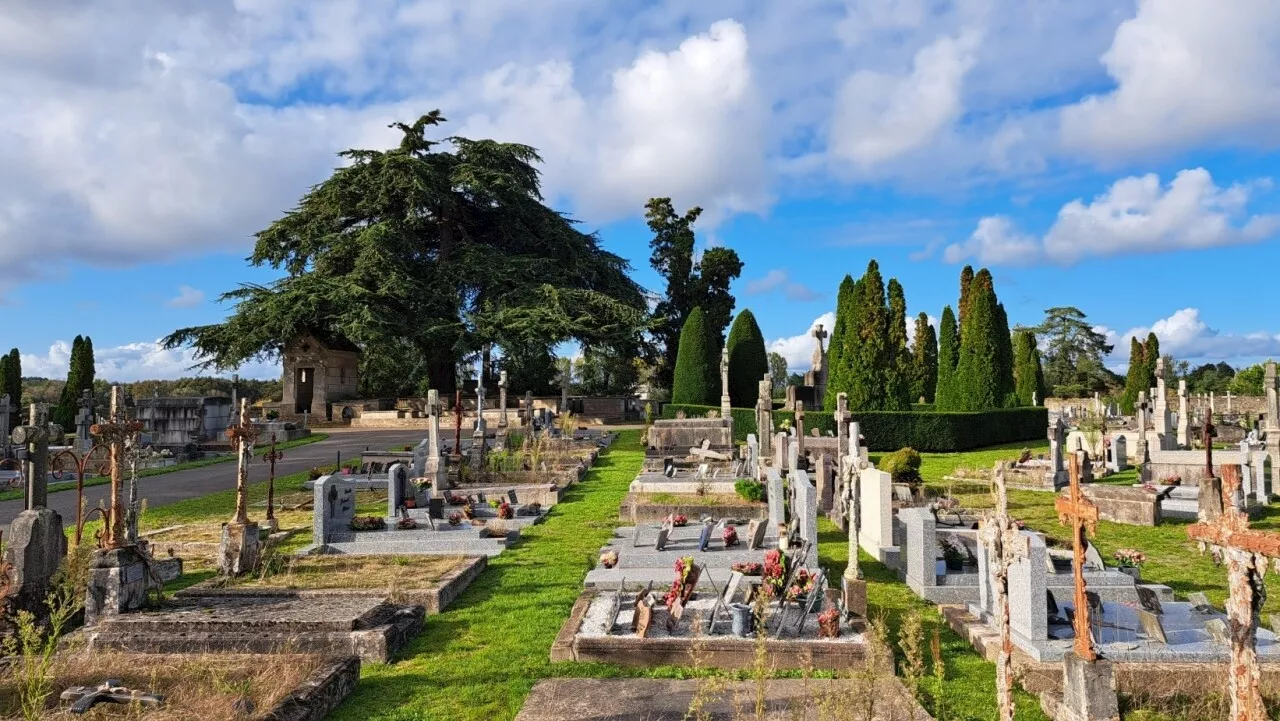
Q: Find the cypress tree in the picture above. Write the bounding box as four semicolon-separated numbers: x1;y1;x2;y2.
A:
910;312;938;403
54;336;85;431
957;265;975;342
848;260;894;410
0;353;10;430
934;306;959;410
1013;329;1045;406
994;301;1016;406
886;278;912;410
953;270;1003;410
671;306;717;405
1143;332;1160;389
1120;337;1146;414
2;349;20;425
725;309;769;408
824;275;856;410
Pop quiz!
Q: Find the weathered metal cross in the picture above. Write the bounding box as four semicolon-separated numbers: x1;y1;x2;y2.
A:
60;680;164;714
1187;464;1280;720
262;432;284;527
89;387;143;549
979;461;1032;721
225;398;259;525
1054;452;1101;661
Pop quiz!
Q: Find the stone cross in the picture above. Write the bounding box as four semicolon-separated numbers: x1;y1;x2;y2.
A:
524;391;534;428
1054;453;1101;661
90;386;141;549
1178;380;1191;448
1187;464;1280;720
498;370;509;428
811;324;828;372
979;461;1031;721
476;382;486;420
75;388;95;449
844;421;863;582
794;401;806;460
12;403;62;512
719;344;732;421
1265;362;1278;432
226;398;258;525
756;375;773;459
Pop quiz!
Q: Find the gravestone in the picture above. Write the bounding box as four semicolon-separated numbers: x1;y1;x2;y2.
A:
1082;541;1104;571
899;507;937;593
747;519;766;550
1008;532;1049;644
697;522;712;552
314;475;357;546
794;470;818;550
3;507;68;613
1177;380;1191;448
386;462;411;519
858;465;894;560
745;434;759;480
766;469;785;531
773;432;788;474
74;388;95;452
1138;609;1167;643
816;453;834;511
1199;475;1225;522
1136;586;1163;615
1204;618;1228;644
655;527;670;552
1048;416;1069;488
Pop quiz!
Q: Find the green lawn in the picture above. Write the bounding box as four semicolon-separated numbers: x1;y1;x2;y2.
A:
3;432;328;503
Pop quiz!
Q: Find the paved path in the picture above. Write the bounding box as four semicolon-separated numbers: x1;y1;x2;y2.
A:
0;428;426;535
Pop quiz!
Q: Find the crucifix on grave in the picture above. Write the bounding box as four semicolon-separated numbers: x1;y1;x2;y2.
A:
220;398;260;576
1056;453;1101;661
1187;464;1280;721
262;432;284;533
841;421;867;618
719;344;732;421
89;388;141;549
453;391;464;459
12;403;62;511
979;461;1031;721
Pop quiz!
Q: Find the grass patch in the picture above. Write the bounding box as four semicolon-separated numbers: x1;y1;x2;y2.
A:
233;554;468;593
636;492;755;507
2;433;329;503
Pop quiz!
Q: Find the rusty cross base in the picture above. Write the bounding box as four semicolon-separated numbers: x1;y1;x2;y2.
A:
979;461;1032;721
89;387;144;550
1187;464;1280;721
1054;452;1101;662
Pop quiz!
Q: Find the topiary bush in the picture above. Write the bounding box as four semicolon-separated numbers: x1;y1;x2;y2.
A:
734;479;765;503
725;309;769;408
880;447;922;485
671;306;717;405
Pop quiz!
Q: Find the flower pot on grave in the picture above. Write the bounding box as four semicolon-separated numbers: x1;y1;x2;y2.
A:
818;614;840;639
730;603;755;637
405;498;417;509
945;558;964;572
1118;566;1141;582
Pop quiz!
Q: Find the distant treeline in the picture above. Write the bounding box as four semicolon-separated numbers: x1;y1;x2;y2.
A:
18;377;282;414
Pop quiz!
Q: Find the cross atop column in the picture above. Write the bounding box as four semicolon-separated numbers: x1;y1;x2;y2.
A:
811;324;828;373
1055;453;1101;661
1203;413;1217;478
1187;464;1280;719
90;386;143;549
980;461;1032;721
225;398;259;525
0;393;14;450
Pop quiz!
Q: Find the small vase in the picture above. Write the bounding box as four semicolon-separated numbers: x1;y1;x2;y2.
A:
946;558;964;572
730;603;755;637
1118;566;1141;582
818;618;840;639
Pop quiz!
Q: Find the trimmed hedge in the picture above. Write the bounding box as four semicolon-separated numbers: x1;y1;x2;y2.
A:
661;403;1047;452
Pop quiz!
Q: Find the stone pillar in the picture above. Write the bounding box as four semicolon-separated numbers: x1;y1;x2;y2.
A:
498;371;509;428
1135;391;1150;466
426;390;444;499
524;391;534;427
12;406;60;511
899;507;937;593
218;521;261;577
559;366;570;414
794;401;806;461
1177;380;1190;449
85;546;148;626
719;345;732;421
1056;651;1119;721
470;416;487;470
756;376;773;460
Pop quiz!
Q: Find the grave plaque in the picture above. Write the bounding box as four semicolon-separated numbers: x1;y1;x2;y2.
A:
508;490;519;504
664;458;675;477
1188;591;1216;614
1138;609;1168;644
1083;541;1105;571
634;600;653;638
697;523;712;552
1204;618;1229;645
723;571;744;605
682;564;703;603
655;527;670;551
1136;586;1163;615
747;519;766;550
665;597;685;633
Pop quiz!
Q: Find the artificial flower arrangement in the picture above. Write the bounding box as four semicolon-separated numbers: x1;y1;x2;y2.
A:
350;516;386;531
722;525;739;547
397;517;418;530
599;550;619;569
663;555;697;610
731;561;763;576
672;514;689;527
817;605;841;638
448;511;463;526
941;534;968;568
497;500;515;520
786;568;816;602
763;548;786;597
1113;548;1147;568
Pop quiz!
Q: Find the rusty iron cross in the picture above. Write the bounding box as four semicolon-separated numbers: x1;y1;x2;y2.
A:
1054;452;1100;662
1187;464;1280;721
979;461;1031;721
262;432;284;525
89;387;144;550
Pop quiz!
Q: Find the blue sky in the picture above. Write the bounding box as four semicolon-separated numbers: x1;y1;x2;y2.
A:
2;0;1278;382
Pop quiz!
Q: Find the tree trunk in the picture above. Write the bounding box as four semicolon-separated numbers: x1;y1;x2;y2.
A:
1226;547;1266;720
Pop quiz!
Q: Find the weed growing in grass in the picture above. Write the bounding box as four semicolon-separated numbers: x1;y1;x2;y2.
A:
2;550;89;720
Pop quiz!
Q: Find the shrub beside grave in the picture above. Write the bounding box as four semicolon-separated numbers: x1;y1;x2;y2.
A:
661;404;1047;451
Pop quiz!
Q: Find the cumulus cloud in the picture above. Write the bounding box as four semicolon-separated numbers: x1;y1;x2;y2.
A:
744;269;822;302
944;168;1279;265
1100;308;1280;365
21;340;278;383
830;31;981;167
165;285;206;308
768;312;836;370
1060;0;1280;157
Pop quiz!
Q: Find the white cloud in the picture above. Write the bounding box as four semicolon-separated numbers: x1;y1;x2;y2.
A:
945;168;1279;266
744;269;822;302
1101;308;1280;365
1060;0;1280;157
830;31;980;167
21;340;278;383
768;312;836;371
165;285;205;308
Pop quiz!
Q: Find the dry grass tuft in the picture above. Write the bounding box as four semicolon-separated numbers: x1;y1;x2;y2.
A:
0;652;325;720
230;554;467;592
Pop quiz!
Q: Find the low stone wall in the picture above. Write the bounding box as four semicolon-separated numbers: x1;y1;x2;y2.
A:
262;656;361;721
618;492;766;523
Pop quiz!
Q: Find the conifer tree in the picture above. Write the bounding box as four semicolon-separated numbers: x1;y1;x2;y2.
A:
934;306;959;410
1120;337;1146;414
1143;333;1160;389
953;270;1004;410
886;278;913;409
847;260;899;410
725;309;768;408
957;265;975;342
823;275;856;410
1013;329;1045;406
0;349;18;429
671;306;717;405
910;313;938;403
54;336;85;431
994;301;1016;406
